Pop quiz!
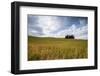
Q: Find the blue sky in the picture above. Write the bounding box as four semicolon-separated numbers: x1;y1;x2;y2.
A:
28;15;88;39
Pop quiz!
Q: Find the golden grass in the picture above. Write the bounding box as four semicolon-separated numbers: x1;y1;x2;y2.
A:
28;36;88;61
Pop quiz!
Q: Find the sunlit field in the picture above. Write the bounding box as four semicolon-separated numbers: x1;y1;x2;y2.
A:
28;36;88;61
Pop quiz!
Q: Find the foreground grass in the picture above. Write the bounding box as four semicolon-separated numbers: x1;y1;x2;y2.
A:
28;36;88;61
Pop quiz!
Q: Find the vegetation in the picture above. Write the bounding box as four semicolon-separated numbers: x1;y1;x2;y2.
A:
28;36;88;61
65;35;75;39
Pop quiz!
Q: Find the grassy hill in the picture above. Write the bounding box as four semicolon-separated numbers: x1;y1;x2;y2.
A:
28;36;88;61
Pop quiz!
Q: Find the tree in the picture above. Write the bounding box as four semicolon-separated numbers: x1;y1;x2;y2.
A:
65;35;75;39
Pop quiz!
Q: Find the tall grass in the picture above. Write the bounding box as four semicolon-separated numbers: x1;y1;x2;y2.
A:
28;36;88;61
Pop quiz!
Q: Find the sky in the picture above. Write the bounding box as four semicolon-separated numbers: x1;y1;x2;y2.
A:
28;15;88;40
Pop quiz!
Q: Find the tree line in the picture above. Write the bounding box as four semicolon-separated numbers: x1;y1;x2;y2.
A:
65;35;75;39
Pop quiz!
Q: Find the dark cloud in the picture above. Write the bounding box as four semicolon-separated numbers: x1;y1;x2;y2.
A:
28;15;43;36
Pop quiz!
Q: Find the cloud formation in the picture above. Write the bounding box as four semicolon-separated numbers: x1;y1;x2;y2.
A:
28;15;88;40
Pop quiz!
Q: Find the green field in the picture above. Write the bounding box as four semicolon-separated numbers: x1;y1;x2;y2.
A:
28;36;88;61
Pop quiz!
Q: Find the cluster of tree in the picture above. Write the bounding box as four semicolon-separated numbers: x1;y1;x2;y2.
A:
65;35;75;39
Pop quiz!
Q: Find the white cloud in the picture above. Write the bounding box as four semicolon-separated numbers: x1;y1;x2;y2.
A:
56;24;88;39
75;25;88;39
37;16;61;34
39;24;88;40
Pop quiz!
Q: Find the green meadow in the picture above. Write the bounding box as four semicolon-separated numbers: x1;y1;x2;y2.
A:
28;36;88;61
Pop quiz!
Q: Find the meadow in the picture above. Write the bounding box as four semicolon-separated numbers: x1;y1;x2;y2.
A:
28;36;88;61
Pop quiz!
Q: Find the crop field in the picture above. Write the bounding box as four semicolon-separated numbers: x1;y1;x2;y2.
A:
28;36;88;61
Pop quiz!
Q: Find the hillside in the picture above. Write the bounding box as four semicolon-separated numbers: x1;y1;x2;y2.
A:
28;36;88;61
